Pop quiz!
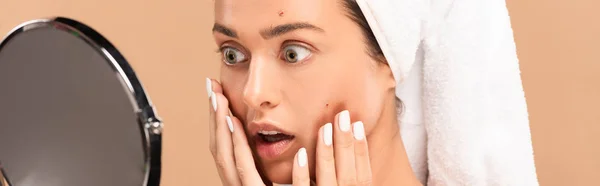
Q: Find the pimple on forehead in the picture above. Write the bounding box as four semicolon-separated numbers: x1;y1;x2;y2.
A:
278;10;284;17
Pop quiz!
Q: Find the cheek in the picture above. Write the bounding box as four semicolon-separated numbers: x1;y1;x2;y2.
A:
354;80;385;127
220;70;248;122
327;83;378;123
323;64;384;132
301;73;364;126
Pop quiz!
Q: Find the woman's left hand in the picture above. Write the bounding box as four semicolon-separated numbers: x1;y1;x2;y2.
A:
292;110;373;186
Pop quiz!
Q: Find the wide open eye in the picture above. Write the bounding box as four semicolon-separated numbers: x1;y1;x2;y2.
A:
281;45;311;63
222;47;246;65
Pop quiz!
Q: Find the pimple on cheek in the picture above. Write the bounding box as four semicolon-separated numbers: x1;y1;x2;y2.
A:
314;103;333;128
320;103;330;123
320;102;348;125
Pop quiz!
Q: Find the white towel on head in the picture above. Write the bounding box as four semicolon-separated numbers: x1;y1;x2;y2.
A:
357;0;540;185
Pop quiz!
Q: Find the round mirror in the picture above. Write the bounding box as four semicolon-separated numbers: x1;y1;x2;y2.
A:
0;17;163;186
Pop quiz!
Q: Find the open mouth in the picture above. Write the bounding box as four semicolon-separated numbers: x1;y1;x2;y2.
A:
257;131;295;143
254;130;295;159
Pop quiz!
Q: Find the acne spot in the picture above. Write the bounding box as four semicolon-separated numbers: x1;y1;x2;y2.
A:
278;10;285;17
326;103;329;108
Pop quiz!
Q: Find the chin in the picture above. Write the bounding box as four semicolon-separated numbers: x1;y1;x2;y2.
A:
262;159;294;184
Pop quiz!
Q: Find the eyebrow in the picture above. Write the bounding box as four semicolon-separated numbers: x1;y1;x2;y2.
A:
212;22;324;39
212;23;238;38
260;22;324;39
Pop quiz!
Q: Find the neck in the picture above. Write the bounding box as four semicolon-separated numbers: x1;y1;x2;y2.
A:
366;99;421;186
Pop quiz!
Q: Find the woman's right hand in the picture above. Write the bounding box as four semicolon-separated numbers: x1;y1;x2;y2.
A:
207;78;272;186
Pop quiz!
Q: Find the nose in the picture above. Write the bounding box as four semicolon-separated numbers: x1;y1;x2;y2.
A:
243;56;281;110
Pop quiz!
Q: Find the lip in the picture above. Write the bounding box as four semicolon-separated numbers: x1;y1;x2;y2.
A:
248;120;293;136
254;137;295;160
249;120;295;160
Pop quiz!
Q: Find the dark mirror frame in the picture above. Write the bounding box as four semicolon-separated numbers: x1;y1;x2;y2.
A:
0;17;163;186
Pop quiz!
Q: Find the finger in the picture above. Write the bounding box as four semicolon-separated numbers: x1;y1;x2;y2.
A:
316;123;337;186
334;110;357;186
212;91;242;186
208;78;220;163
292;148;310;186
208;78;216;155
206;77;214;98
210;78;224;94
208;78;233;117
352;121;372;186
207;78;220;153
230;116;265;185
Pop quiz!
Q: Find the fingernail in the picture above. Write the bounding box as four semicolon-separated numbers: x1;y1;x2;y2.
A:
323;123;332;146
339;110;351;132
297;147;307;167
353;121;365;140
211;92;217;111
226;116;234;133
206;78;212;98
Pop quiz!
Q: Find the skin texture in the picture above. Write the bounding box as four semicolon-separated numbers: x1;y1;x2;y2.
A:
212;0;420;185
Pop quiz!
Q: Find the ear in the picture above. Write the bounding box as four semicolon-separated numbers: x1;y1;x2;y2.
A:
374;60;396;92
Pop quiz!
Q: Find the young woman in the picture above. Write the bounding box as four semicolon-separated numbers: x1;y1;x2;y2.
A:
207;0;539;185
207;0;419;185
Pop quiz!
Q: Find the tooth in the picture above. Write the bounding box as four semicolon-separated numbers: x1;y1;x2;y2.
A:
258;130;280;135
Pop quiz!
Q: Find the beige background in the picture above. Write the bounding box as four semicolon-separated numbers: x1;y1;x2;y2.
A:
0;0;598;185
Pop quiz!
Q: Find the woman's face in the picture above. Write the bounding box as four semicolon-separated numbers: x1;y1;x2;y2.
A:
213;0;394;183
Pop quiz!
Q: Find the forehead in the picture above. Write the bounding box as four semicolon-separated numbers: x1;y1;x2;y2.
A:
214;0;346;31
